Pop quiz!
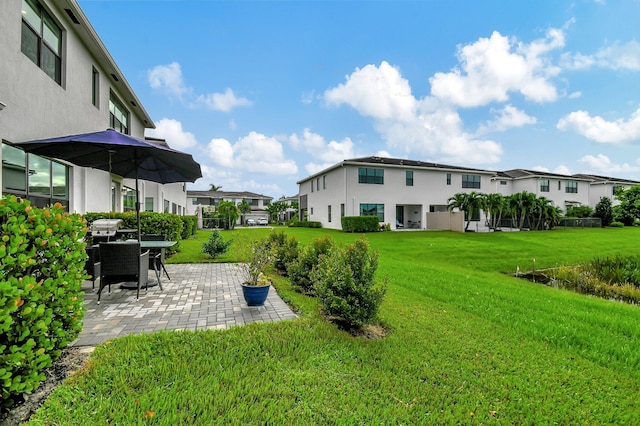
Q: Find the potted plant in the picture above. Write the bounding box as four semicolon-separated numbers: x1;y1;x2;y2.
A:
239;238;272;306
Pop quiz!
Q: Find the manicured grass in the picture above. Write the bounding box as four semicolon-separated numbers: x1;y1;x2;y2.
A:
28;228;640;424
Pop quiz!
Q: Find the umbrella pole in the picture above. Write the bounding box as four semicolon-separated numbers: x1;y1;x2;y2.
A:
135;160;142;244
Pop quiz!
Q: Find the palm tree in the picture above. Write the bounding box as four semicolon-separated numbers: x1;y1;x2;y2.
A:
448;191;483;231
482;193;505;230
209;184;223;191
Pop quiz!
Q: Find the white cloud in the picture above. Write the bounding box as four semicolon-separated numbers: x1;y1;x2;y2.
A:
476;104;537;135
568;91;582;99
148;62;251;112
562;40;640;71
289;128;356;173
532;164;572;175
206;131;298;175
429;29;563;107
557;107;640;143
196;88;252;112
323;62;503;165
578;154;640;173
325;61;416;121
145;118;198;150
148;62;189;99
375;150;392;158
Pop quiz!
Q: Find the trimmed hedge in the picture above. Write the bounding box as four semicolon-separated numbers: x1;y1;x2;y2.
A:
180;215;198;239
287;220;322;228
84;212;184;253
1;196;86;407
341;216;380;232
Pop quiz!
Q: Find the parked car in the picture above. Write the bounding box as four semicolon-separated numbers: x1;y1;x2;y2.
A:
246;218;256;226
257;218;269;226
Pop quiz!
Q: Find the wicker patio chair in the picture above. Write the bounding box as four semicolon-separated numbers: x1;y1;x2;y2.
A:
97;242;150;304
84;245;101;290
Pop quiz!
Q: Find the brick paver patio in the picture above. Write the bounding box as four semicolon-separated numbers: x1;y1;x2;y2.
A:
72;263;298;346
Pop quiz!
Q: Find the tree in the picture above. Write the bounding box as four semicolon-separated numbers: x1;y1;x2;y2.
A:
507;191;537;230
613;185;640;225
216;200;239;230
482;193;505;230
209;184;223;191
237;199;251;215
266;200;289;222
565;205;594;218
448;191;483;231
593;197;613;227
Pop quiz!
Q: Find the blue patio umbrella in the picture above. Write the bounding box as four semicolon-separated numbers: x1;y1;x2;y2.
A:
11;128;202;241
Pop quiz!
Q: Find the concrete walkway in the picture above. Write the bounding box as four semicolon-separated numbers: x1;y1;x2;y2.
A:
72;263;298;346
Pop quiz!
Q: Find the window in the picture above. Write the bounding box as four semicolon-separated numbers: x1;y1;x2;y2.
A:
540;179;550;192
328;205;332;222
558;181;561;190
462;174;481;189
500;180;507;185
21;0;62;84
446;173;451;185
360;203;384;222
92;67;100;107
145;197;154;211
406;171;413;186
340;203;345;217
358;168;384;184
311;180;314;192
109;93;129;134
323;175;326;189
164;199;170;213
2;143;69;209
122;187;136;212
566;181;578;194
311;207;314;215
316;178;320;191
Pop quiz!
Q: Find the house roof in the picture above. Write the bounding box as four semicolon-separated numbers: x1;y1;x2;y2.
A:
502;169;592;181
573;174;640;185
187;190;273;200
297;156;497;184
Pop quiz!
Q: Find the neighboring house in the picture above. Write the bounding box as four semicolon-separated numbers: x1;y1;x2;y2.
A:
186;190;273;226
0;0;188;215
573;174;639;207
297;156;640;231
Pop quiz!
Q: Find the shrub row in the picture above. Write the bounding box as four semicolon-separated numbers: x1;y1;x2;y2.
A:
1;196;86;407
341;216;380;233
287;220;322;228
264;231;386;329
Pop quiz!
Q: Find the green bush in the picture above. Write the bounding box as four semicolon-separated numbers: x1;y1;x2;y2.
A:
201;230;232;259
593;197;613;227
313;236;387;329
288;235;334;293
609;221;625;228
180;215;198;239
565;205;594;218
287;220;322;228
341;216;380;232
0;196;86;407
264;231;299;275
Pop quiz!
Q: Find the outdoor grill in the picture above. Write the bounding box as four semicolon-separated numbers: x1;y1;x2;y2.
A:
90;219;124;241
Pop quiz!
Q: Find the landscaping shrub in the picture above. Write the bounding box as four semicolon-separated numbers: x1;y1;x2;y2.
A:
313;236;387;329
288;235;334;293
341;216;380;232
593;197;613;227
609;221;625;228
565;205;594;218
264;231;299;275
180;215;198;239
0;196;86;407
201;230;232;259
287;220;322;228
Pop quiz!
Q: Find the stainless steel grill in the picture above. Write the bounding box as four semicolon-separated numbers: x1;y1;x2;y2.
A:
90;219;124;239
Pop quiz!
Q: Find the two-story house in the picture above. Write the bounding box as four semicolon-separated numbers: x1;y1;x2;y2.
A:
297;156;640;230
0;0;189;215
186;190;273;226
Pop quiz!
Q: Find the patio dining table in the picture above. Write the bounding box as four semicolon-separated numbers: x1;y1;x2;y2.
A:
119;240;176;289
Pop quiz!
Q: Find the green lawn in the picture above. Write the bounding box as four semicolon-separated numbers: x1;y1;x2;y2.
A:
28;227;640;424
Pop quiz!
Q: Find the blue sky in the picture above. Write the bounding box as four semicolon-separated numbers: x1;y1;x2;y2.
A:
78;0;640;198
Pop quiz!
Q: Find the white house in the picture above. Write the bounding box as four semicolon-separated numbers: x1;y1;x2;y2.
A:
297;156;640;231
186;190;273;226
0;0;189;215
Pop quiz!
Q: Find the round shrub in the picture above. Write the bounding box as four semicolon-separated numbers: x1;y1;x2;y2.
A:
201;230;232;259
288;235;333;293
313;236;387;329
608;221;625;228
1;196;86;407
